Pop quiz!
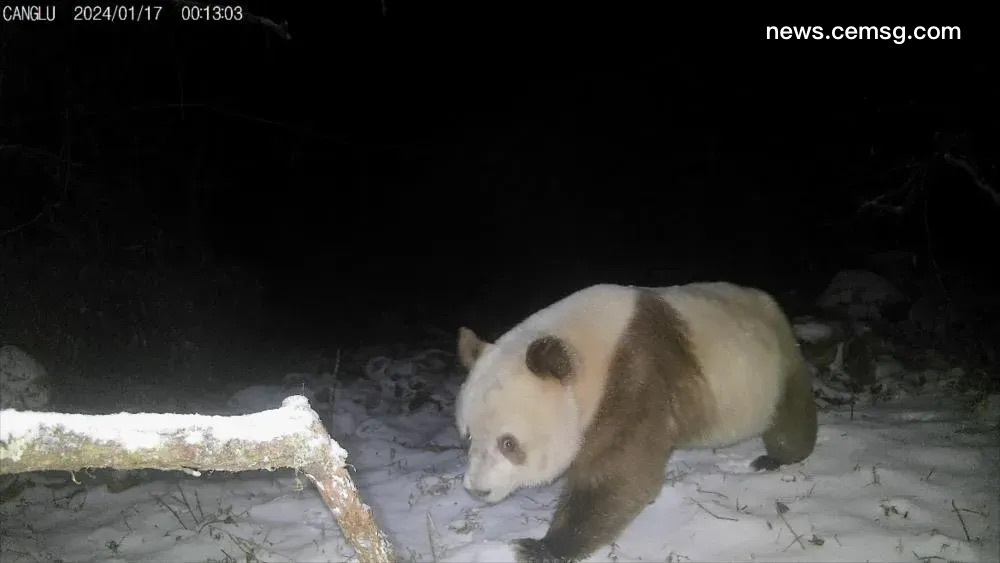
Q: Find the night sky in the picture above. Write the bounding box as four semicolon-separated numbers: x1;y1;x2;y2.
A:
2;4;996;359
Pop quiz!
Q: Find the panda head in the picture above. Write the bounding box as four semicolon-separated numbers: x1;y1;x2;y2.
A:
454;326;583;504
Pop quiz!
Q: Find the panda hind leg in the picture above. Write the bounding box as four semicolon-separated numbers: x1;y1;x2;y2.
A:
752;364;818;471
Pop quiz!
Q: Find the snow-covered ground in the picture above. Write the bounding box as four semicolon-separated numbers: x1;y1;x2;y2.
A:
2;335;998;563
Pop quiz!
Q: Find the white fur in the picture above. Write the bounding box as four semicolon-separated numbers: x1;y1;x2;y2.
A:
456;282;802;502
651;282;800;448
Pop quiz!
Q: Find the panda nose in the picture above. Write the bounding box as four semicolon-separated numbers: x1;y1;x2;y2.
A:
468;487;491;499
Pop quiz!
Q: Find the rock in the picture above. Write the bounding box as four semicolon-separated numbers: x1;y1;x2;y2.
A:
817;270;906;321
793;316;849;369
842;328;878;387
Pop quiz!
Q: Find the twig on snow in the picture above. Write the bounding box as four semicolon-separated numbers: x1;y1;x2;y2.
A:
695;486;729;500
687;496;738;522
776;501;807;551
426;511;439;563
951;499;971;541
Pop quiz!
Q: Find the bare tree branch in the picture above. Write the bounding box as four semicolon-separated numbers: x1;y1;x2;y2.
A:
942;152;1000;206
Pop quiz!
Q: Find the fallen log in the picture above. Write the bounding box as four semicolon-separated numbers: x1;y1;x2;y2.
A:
0;395;395;563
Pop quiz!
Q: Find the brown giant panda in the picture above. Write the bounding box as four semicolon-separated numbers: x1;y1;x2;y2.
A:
455;282;818;562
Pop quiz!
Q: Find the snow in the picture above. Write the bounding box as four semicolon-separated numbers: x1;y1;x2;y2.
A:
793;321;836;343
2;347;998;563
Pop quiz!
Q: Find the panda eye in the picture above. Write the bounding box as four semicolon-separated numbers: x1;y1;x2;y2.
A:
498;434;518;453
497;433;525;464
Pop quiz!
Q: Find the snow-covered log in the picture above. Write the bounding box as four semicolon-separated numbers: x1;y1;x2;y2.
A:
0;394;395;563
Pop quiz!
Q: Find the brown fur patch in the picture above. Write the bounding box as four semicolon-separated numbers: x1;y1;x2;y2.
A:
572;289;713;479
533;289;715;560
752;361;818;470
525;336;573;381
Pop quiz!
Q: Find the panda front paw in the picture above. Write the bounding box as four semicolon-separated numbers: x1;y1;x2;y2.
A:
512;538;575;563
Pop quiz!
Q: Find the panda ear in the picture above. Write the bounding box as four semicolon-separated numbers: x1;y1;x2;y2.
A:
457;326;492;371
525;335;573;382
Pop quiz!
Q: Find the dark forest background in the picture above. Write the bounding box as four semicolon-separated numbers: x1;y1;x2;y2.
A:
2;3;997;393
